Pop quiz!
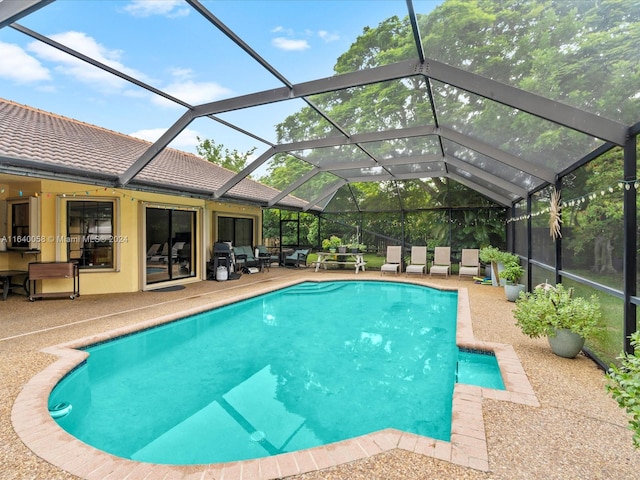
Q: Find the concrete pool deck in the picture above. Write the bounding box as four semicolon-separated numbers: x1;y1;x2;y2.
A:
2;268;639;479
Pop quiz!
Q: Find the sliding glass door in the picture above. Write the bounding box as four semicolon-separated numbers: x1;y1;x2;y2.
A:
146;207;196;285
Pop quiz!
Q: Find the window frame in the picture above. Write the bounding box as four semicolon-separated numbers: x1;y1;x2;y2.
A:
66;199;116;270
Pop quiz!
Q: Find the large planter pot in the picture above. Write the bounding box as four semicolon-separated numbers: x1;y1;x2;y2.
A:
548;328;586;358
504;283;526;302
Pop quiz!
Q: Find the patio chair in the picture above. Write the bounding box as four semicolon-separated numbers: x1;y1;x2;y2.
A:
171;242;185;262
458;248;480;279
148;242;169;263
405;246;427;276
146;243;162;260
429;246;451;278
234;245;260;271
256;245;279;266
380;245;402;275
284;249;309;267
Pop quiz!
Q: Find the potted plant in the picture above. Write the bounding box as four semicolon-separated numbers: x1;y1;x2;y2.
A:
500;260;525;302
322;235;342;253
513;283;603;358
346;237;367;254
479;246;517;286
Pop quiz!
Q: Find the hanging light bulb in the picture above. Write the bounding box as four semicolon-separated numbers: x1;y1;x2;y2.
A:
626;183;631;190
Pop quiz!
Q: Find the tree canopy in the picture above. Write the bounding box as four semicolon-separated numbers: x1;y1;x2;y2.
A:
196;137;256;174
258;0;638;249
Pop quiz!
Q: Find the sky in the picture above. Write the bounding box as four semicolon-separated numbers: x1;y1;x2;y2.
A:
0;0;440;164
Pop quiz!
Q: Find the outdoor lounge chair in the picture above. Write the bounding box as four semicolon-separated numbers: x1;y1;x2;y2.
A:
380;245;402;275
458;248;480;279
146;243;162;260
429;246;451;278
405;246;427;276
284;249;309;267
149;242;169;263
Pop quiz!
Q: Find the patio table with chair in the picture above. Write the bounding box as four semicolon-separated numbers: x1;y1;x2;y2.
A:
0;269;28;300
314;251;366;273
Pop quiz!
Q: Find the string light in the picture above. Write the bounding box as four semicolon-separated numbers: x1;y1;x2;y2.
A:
507;178;636;224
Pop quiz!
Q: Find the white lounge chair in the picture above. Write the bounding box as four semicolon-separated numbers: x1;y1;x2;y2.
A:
149;242;169;263
458;248;480;279
429;246;451;278
406;246;427;276
146;243;162;260
380;246;402;275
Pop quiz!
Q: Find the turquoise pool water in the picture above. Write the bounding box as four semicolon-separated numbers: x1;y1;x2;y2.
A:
49;280;503;465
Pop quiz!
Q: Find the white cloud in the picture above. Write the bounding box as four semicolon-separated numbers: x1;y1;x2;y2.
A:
272;37;310;51
0;41;51;83
318;30;340;43
168;67;193;80
27;31;151;93
151;79;232;107
129;127;200;151
271;26;294;35
123;0;189;18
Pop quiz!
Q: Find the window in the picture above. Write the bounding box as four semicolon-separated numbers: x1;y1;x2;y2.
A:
67;201;114;269
11;202;29;247
7;197;40;249
218;216;253;246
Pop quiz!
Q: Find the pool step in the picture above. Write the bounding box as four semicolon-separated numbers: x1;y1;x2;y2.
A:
131;366;320;464
284;282;346;295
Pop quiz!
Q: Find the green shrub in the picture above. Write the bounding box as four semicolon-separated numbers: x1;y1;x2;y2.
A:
500;261;525;284
607;331;640;448
513;283;603;339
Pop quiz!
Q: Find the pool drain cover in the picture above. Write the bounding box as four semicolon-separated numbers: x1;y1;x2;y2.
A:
250;430;266;442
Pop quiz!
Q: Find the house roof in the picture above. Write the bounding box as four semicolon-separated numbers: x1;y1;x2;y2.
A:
0;98;308;209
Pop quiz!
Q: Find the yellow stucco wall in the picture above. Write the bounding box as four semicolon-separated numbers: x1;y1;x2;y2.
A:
0;175;263;296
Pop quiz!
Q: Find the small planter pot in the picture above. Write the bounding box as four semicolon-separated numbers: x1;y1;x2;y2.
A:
504;283;526;302
548;328;585;358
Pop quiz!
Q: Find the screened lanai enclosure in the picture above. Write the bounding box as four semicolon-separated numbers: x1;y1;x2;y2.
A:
1;0;639;367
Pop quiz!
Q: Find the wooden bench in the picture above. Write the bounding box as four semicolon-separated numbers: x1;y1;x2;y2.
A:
28;262;79;301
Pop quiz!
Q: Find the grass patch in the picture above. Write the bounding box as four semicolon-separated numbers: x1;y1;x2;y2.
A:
562;278;625;367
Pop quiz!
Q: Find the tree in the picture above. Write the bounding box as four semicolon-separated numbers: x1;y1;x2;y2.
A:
196;137;256;174
262;0;639;248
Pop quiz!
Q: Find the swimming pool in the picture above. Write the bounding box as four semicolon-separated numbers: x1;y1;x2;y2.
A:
48;280;503;465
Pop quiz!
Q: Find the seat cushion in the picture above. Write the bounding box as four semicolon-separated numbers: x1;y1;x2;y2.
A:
459;265;479;277
430;265;450;276
406;264;425;274
381;263;400;273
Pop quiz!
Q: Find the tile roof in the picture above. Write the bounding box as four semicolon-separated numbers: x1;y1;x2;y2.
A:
0;98;307;209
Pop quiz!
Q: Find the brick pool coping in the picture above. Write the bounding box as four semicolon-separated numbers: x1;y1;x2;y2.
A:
11;280;539;480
